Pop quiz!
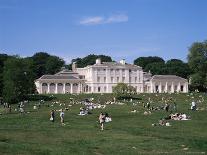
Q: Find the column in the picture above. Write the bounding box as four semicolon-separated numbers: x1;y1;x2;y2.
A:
78;83;81;94
40;83;43;94
70;83;73;94
171;82;174;93
150;82;153;93
185;82;188;93
106;69;110;93
159;82;162;93
165;82;168;93
47;83;50;94
55;83;58;94
178;82;181;92
63;83;66;94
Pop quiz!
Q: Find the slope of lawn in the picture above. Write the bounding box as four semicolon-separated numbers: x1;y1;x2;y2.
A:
0;93;207;155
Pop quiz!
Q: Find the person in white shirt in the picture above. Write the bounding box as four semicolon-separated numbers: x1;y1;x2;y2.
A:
191;101;196;111
60;109;65;125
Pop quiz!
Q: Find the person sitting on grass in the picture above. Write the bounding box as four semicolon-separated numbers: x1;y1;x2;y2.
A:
99;112;105;131
191;101;197;111
105;112;112;122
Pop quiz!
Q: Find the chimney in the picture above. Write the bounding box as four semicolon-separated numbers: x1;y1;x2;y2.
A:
120;59;126;65
96;58;101;64
72;62;77;71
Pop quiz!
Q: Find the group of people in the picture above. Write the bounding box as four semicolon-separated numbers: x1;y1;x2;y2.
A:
50;109;65;125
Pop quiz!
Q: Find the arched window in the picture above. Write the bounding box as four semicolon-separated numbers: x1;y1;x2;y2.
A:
58;83;63;86
42;83;48;86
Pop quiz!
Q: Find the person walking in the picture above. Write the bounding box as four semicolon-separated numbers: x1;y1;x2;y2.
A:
60;109;65;125
99;112;105;131
50;110;55;122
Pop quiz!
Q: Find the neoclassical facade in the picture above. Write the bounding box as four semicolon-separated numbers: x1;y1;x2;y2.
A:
35;59;188;94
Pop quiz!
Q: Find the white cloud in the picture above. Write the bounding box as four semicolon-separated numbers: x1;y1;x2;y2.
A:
79;14;128;25
106;14;128;23
79;16;104;25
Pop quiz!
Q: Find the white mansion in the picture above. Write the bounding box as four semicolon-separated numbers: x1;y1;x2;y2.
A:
35;59;188;94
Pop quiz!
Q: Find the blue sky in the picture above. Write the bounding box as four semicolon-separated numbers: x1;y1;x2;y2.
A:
0;0;207;63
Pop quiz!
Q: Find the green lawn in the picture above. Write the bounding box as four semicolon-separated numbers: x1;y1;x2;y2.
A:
0;93;207;155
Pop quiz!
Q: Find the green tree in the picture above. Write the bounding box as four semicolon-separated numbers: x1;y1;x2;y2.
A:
113;83;136;100
71;54;112;68
134;56;165;70
0;54;11;96
2;57;35;103
165;59;191;78
188;40;207;91
144;62;166;75
31;52;65;78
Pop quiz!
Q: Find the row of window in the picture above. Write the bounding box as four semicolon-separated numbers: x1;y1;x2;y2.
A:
42;83;78;87
155;85;184;92
94;68;138;73
97;76;140;83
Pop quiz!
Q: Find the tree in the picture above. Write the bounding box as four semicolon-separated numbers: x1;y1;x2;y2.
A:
2;57;35;103
144;62;166;75
134;56;165;70
188;40;207;91
0;54;11;96
45;56;65;74
113;83;136;100
71;54;112;68
165;59;191;78
31;52;65;78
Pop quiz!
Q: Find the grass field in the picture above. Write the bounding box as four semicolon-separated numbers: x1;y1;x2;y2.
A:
0;93;207;155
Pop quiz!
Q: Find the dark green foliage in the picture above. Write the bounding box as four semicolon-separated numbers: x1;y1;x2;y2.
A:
71;54;112;68
165;59;192;78
134;57;191;78
2;57;35;103
0;54;11;96
113;83;136;100
134;56;165;69
31;52;65;78
145;62;166;75
188;40;207;91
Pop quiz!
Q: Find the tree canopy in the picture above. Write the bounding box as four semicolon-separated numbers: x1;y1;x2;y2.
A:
188;40;207;91
2;57;35;103
113;83;136;100
133;56;191;79
71;54;112;68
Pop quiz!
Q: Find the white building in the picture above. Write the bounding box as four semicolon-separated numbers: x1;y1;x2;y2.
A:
35;58;188;94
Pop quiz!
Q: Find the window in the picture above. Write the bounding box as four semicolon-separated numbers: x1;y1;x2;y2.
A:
98;87;101;92
122;77;125;82
116;69;119;73
97;77;100;82
111;77;114;83
103;69;106;71
181;85;184;92
122;69;125;72
117;77;119;82
135;77;137;82
104;86;107;92
110;69;113;72
104;77;106;83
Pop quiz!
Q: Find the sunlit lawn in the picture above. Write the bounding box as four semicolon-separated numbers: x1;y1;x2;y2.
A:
0;93;207;155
